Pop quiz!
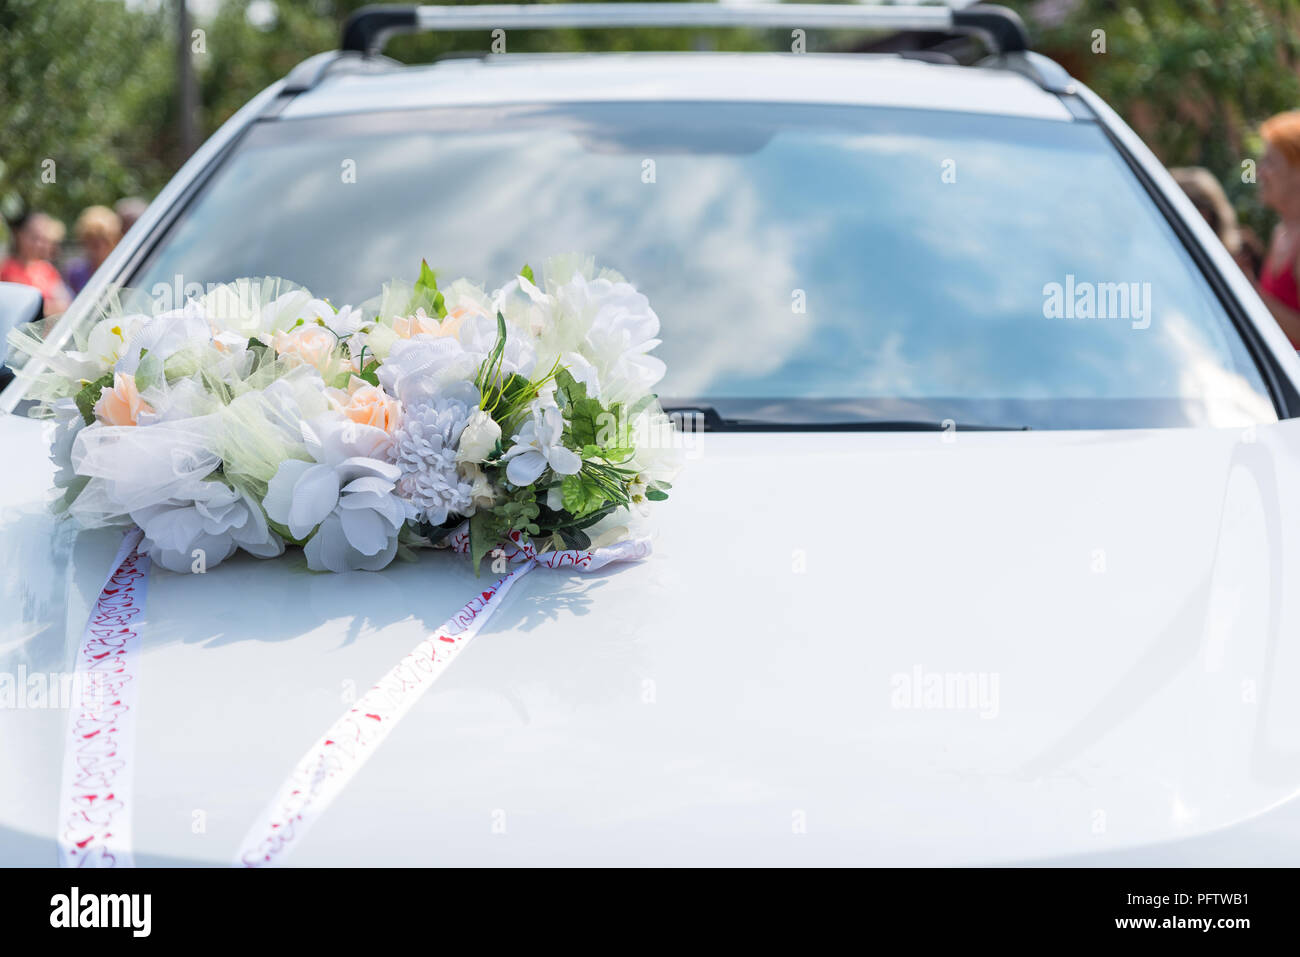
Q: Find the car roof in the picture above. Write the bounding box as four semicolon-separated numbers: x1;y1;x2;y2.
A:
278;52;1074;122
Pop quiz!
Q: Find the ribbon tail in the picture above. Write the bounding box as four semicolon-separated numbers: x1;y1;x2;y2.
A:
233;558;536;867
57;527;151;868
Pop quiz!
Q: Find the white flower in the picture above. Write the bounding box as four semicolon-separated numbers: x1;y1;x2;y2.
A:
131;479;284;574
499;395;581;486
442;278;494;319
455;408;501;464
459;462;498;512
390;397;476;525
324;304;365;338
258;290;335;338
557;351;603;400
83;314;147;372
555;274;665;405
456;311;537;378
48;398;85;492
626;407;685;481
583;286;666;404
492;272;555;340
377;335;478;406
115;310;211;375
263;414;406;572
350;323;399;363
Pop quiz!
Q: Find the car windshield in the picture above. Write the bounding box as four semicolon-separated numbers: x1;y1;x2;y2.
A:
126;99;1275;429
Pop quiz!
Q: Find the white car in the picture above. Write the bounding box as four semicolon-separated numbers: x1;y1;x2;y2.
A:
4;2;1300;867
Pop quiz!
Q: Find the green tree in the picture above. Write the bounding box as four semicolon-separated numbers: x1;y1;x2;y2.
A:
1012;0;1300;238
9;0;1298;251
0;0;173;230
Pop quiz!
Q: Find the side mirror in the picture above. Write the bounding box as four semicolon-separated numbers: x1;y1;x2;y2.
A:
0;281;43;365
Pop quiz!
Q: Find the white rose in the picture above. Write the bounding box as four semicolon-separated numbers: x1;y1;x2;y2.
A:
356;323;399;361
456;408;502;464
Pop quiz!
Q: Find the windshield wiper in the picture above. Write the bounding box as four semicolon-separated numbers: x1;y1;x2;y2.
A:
660;406;1032;432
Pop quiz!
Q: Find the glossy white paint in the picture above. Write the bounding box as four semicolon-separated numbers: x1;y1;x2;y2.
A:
5;410;1300;865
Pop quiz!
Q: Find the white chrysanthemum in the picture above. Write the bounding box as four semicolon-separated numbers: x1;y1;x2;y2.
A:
391;397;477;524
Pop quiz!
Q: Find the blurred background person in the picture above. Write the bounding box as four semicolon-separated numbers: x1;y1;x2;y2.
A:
0;211;72;317
65;205;123;294
1255;111;1300;349
1170;166;1257;275
1235;225;1267;281
115;197;148;236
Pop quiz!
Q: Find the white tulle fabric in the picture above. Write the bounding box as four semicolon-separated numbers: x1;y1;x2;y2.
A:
69;418;222;527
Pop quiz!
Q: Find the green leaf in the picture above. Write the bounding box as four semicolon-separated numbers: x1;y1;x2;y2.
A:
74;372;115;425
557;525;591;550
475;311;509;398
519;263;535;284
555;367;627;456
245;337;273;375
356;358;381;387
266;517;308;547
645;489;669;502
570;504;617;530
567;396;605;450
560;471;614;520
134;350;163;392
417;259;438;290
412;259;447;319
468;510;506;577
489;372;532;420
560;473;587;515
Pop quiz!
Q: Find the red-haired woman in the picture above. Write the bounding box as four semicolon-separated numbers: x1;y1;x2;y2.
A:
1257;111;1300;348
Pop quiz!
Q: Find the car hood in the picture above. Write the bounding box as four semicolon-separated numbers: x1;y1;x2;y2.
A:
4;411;1300;866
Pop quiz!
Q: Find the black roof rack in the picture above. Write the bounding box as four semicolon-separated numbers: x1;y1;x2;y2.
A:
341;3;1029;58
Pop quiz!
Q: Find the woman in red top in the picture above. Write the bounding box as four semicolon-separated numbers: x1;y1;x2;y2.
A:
1257;112;1300;349
0;211;72;317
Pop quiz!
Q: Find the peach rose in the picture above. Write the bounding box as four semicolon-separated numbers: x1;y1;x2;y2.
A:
393;305;480;341
437;304;480;339
328;376;400;432
392;309;441;340
271;324;337;369
93;373;153;427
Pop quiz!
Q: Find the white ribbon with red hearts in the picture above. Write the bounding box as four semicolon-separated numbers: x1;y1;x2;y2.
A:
58;527;648;867
233;529;649;867
57;528;151;868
